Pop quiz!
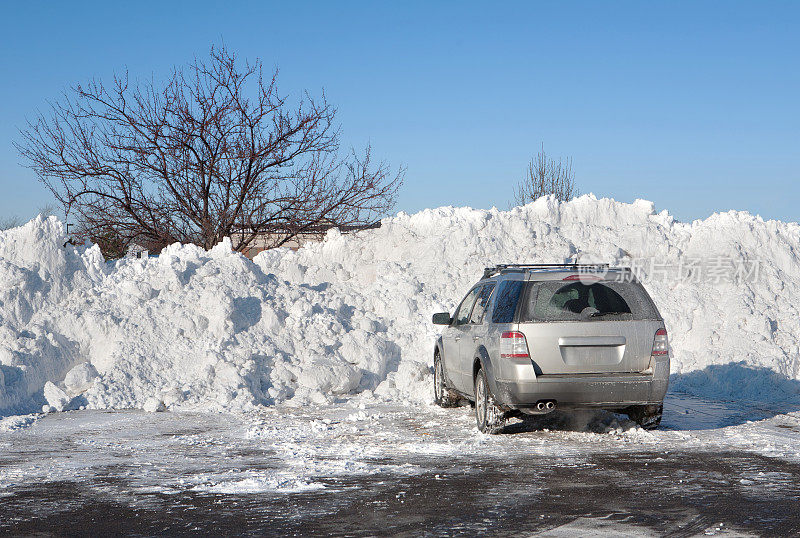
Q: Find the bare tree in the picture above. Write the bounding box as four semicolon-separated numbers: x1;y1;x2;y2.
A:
16;45;403;256
0;215;23;230
0;205;55;231
37;204;56;218
513;145;577;205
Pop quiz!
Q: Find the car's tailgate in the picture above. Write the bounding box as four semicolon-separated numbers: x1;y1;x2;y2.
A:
519;320;661;374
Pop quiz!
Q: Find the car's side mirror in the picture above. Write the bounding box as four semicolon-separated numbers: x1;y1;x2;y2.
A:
432;312;452;325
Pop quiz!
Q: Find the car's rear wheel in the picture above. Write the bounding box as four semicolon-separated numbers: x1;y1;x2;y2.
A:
474;367;506;434
626;404;663;430
433;352;460;408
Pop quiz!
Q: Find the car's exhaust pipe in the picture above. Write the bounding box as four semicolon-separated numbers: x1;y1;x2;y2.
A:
522;401;558;416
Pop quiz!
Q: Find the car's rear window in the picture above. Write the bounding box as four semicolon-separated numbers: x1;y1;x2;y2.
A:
521;280;661;322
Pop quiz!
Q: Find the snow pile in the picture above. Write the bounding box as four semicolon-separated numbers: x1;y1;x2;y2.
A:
256;196;800;405
0;217;107;415
1;196;800;416
0;217;408;415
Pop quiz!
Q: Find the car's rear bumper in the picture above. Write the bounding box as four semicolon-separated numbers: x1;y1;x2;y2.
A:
493;358;669;409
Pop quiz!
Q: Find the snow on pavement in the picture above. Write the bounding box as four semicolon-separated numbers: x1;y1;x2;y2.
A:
3;386;800;535
5;400;800;535
2;393;800;499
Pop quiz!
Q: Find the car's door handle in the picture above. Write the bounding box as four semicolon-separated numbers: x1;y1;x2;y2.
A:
473;336;480;341
454;336;461;341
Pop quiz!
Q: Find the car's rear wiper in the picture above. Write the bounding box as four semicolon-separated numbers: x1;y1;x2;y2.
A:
589;311;627;317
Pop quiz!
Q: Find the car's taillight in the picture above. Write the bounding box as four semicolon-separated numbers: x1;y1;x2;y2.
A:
652;328;668;356
501;331;530;358
562;274;602;281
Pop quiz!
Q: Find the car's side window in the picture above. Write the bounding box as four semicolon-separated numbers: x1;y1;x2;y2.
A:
469;283;496;324
491;279;525;323
454;286;482;325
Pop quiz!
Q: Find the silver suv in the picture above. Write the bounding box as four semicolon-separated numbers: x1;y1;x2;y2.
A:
432;264;669;433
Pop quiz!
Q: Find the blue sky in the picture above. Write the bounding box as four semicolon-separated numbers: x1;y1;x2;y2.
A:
1;1;798;223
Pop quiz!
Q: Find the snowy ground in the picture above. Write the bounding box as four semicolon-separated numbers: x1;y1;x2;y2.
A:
2;391;800;536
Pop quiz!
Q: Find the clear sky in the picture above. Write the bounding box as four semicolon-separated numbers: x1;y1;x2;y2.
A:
1;1;797;224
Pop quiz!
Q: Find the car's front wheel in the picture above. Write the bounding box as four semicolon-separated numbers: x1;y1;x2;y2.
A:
474;367;506;434
433;352;460;408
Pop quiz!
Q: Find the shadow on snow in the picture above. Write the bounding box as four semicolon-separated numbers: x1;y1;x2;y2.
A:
495;362;800;434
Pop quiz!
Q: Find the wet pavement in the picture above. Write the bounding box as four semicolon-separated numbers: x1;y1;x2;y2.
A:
2;395;800;537
2;450;799;536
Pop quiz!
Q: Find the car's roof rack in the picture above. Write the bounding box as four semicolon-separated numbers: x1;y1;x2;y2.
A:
482;263;613;280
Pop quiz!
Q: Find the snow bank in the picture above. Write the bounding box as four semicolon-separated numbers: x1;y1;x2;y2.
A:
0;217;406;414
1;196;800;416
